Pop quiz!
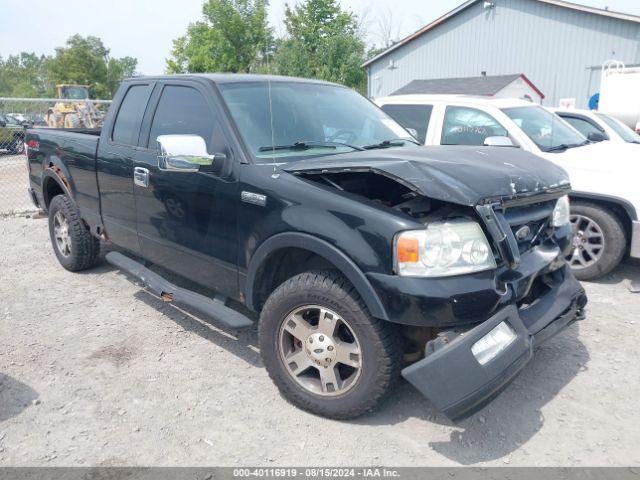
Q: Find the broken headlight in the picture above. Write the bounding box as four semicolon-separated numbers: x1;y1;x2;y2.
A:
551;195;570;227
394;219;497;277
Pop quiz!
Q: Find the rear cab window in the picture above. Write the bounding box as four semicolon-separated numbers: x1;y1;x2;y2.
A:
111;84;153;146
380;104;433;143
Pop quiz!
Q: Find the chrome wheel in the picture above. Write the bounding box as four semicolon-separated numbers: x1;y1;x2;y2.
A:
278;305;362;397
53;211;72;257
569;214;605;269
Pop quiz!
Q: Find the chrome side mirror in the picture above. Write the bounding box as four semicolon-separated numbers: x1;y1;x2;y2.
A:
483;136;515;147
156;134;215;172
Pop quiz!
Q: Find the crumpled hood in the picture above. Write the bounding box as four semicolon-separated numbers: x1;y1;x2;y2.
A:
284;146;571;206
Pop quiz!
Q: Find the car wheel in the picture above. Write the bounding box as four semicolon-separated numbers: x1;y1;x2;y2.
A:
567;201;627;281
259;270;402;419
9;137;25;155
48;194;101;272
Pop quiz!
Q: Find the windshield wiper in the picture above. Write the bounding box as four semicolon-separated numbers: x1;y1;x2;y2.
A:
362;138;420;150
544;140;589;152
258;140;363;152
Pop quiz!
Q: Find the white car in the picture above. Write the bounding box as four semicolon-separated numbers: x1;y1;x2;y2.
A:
550;108;640;145
376;94;640;280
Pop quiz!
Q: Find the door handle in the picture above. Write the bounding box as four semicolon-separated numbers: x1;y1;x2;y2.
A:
134;167;150;188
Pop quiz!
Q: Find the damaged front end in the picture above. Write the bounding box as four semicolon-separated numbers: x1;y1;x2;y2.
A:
285;147;587;420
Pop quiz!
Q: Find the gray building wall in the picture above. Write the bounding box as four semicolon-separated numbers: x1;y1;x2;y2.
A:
366;0;640;108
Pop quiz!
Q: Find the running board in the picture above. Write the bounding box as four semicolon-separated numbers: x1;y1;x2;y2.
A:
105;251;253;328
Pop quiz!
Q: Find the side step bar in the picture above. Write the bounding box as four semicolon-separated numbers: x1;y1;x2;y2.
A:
105;251;253;328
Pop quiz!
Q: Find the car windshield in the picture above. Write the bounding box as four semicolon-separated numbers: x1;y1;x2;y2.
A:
502;106;587;152
218;81;414;163
62;87;89;100
595;113;640;143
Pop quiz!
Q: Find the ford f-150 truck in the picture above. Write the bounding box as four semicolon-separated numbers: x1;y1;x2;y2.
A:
25;74;587;420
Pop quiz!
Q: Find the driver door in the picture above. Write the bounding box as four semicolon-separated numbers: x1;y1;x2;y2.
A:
133;81;239;297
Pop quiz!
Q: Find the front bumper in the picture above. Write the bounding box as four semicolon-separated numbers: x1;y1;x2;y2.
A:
401;263;586;421
631;221;640;259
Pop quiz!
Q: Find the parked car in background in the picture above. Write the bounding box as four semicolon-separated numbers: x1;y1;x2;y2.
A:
0;113;26;154
551;108;640;145
25;74;587;421
376;94;640;280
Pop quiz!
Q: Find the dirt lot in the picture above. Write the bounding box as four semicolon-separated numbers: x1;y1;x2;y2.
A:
1;214;639;466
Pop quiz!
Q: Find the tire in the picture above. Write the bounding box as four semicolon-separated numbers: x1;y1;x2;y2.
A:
64;114;81;129
568;201;627;281
259;270;402;419
48;194;100;272
8;136;25;155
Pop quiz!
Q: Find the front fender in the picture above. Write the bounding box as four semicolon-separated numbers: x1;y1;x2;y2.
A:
245;232;389;320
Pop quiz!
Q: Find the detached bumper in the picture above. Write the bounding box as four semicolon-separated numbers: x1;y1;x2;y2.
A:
631;221;640;259
401;265;586;421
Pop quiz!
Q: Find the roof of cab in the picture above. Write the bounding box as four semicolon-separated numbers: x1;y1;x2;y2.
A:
376;94;538;109
124;73;341;87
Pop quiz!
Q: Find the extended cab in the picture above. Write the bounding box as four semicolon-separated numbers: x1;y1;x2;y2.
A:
26;75;586;420
376;94;640;281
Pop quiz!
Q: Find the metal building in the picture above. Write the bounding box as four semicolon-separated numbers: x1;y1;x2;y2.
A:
364;0;640;108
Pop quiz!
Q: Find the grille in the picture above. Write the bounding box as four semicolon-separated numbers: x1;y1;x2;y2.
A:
501;199;556;254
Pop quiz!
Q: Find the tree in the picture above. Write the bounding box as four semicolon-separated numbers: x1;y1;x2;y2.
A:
273;0;367;92
46;35;137;98
167;0;273;74
0;53;51;97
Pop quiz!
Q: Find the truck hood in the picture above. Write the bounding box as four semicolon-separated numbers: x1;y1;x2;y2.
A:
284;146;570;206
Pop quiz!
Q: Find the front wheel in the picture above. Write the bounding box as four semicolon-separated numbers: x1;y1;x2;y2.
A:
259;271;402;419
567;201;627;281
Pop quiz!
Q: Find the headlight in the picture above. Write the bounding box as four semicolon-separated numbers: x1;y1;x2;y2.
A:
394;219;497;277
552;195;570;227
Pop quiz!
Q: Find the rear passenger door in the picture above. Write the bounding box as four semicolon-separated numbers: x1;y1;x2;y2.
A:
97;82;154;254
379;104;433;144
133;81;239;297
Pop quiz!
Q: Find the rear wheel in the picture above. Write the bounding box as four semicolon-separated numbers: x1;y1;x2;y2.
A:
48;194;100;271
64;114;81;129
259;270;402;419
567;201;626;281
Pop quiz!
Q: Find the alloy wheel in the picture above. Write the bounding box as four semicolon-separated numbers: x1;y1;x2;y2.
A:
277;305;362;397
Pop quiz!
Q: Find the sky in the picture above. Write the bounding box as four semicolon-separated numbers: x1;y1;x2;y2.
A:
1;0;640;75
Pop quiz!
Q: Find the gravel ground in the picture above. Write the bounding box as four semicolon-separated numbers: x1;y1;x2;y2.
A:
1;214;639;467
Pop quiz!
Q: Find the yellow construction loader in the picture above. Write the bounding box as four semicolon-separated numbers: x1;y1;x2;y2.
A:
46;84;105;129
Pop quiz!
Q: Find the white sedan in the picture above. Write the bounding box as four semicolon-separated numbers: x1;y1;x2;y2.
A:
550;108;640;145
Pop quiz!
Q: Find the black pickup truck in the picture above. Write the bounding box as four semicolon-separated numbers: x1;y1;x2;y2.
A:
25;74;587;420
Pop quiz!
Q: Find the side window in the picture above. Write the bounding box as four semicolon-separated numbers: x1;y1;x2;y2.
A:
148;85;214;148
441;106;508;146
561;116;606;139
380;104;433;143
112;84;152;146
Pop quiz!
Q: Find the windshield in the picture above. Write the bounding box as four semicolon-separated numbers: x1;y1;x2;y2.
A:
595;113;640;143
218;81;414;163
61;87;89;100
502;106;586;152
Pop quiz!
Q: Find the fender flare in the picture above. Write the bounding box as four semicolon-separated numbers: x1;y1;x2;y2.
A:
245;232;389;320
570;191;637;221
41;158;75;207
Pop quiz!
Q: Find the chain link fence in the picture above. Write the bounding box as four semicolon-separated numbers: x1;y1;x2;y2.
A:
0;97;110;215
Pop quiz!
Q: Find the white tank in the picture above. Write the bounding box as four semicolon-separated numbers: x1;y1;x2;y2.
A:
598;61;640;132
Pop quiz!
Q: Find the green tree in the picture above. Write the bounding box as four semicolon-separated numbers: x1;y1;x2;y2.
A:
167;0;273;74
46;35;137;98
273;0;367;92
0;53;51;97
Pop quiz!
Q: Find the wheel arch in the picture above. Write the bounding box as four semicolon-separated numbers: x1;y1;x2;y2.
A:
245;232;388;321
570;191;636;242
